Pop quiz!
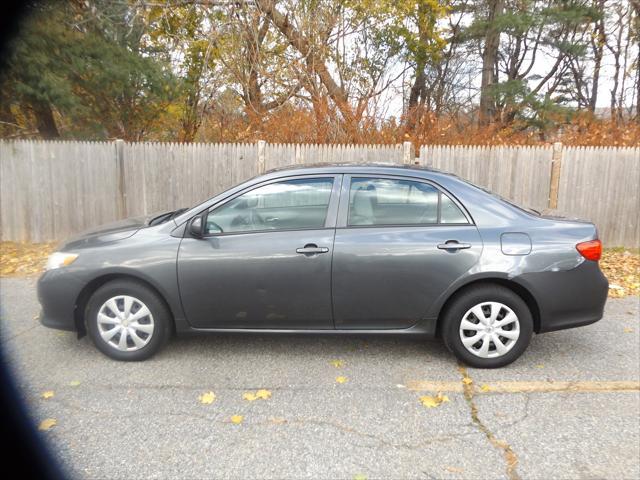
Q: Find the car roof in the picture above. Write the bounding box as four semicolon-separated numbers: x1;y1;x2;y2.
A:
265;162;437;174
169;158;535;231
171;161;481;228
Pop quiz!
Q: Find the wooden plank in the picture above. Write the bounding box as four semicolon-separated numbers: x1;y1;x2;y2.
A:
548;142;563;209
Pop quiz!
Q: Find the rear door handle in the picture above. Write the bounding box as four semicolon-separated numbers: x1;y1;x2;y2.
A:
437;241;472;250
296;244;329;254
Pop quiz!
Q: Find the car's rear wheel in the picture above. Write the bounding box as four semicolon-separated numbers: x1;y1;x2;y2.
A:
86;280;171;361
441;285;533;368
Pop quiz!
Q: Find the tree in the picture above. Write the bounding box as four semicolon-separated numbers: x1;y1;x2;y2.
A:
219;3;302;120
0;1;177;140
254;0;405;139
464;0;598;129
633;0;640;122
605;0;630;121
1;0;638;142
147;4;224;141
478;0;504;125
257;0;357;128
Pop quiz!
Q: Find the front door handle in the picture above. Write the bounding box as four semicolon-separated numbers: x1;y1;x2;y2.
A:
437;241;472;250
296;244;329;254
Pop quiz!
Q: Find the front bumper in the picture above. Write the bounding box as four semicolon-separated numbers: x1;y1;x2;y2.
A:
516;260;609;333
37;269;85;332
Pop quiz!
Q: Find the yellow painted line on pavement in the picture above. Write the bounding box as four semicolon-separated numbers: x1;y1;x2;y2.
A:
405;380;640;394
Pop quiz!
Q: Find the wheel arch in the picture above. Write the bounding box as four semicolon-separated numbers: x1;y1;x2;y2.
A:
74;273;177;337
434;277;541;337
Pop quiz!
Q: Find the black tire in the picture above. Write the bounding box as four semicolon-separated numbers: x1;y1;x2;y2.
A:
441;284;533;368
85;279;172;361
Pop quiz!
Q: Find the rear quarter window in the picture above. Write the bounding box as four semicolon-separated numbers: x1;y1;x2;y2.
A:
440;194;468;223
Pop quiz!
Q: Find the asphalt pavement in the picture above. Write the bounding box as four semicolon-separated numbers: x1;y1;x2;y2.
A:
1;277;638;479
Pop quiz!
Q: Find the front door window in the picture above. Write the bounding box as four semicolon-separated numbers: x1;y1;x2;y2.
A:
206;178;334;234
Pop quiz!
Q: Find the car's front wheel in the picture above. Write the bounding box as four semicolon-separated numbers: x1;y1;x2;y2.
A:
442;284;533;368
86;279;172;361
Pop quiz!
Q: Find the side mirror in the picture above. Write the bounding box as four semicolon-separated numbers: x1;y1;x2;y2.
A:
189;215;204;238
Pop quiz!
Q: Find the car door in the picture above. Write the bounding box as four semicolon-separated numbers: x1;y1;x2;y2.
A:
332;174;482;329
178;175;341;329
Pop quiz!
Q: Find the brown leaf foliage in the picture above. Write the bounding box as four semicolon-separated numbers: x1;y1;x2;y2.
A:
600;250;640;298
0;242;56;276
200;107;640;147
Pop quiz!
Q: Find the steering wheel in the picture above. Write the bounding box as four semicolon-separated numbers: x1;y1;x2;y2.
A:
206;219;224;234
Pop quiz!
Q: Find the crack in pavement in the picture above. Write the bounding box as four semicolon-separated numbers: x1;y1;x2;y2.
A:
276;418;475;452
498;394;531;430
458;364;520;480
36;395;482;452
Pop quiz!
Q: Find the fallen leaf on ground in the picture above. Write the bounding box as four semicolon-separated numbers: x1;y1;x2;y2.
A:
42;391;54;399
462;377;472;385
38;418;57;431
330;359;344;368
353;474;368;480
623;327;633;333
68;380;81;387
255;389;271;399
230;415;244;424
445;466;464;473
535;364;544;369
336;376;348;384
480;384;491;392
419;393;450;408
199;391;216;404
243;389;272;401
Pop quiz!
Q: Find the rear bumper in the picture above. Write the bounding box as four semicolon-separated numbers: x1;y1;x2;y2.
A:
37;270;84;332
515;260;609;333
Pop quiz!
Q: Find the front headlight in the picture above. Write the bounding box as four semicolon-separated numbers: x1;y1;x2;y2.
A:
46;252;78;270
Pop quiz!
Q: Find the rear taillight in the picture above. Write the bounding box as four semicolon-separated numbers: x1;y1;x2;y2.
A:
576;240;602;261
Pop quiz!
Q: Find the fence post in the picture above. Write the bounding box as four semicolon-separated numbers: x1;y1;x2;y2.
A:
548;141;563;209
257;140;266;173
114;139;127;218
403;141;414;165
295;144;303;164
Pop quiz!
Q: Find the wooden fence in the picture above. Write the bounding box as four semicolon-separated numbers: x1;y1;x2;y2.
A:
0;140;638;247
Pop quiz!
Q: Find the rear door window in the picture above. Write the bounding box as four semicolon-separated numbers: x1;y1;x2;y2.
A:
347;177;468;226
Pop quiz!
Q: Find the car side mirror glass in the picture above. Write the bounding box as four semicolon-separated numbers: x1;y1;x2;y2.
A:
189;215;204;238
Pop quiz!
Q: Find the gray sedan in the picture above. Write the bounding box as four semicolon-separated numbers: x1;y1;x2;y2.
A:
38;164;608;368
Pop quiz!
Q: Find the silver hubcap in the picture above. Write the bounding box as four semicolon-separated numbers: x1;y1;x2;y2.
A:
97;295;154;352
459;302;520;358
